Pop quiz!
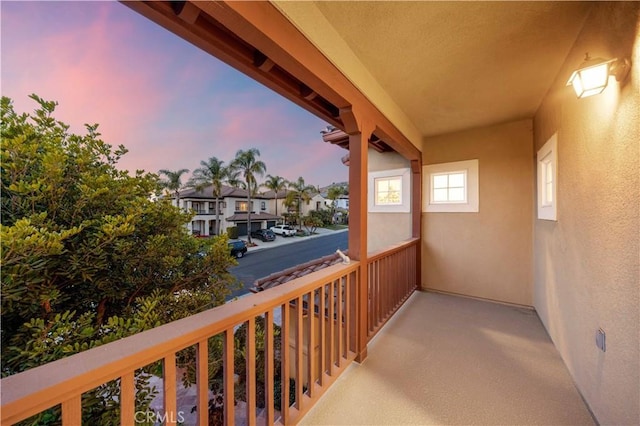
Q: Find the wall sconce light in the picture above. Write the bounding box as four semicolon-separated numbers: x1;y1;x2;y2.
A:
566;53;630;98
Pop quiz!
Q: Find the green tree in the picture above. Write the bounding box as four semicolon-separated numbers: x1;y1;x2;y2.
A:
0;95;238;418
158;168;190;208
188;157;231;235
327;184;347;221
262;174;288;217
284;177;316;231
230;148;266;244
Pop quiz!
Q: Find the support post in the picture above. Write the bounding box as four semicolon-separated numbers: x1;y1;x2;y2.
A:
342;106;374;363
411;159;423;289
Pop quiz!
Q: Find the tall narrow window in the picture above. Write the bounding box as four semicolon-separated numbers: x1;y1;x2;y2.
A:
537;134;557;221
541;154;553;206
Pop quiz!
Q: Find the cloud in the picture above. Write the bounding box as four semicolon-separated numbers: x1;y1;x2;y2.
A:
1;1;348;187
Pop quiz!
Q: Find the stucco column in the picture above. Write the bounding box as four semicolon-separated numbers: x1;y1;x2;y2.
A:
343;106;375;363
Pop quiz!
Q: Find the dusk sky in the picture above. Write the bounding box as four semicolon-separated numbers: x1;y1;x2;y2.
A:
1;1;348;187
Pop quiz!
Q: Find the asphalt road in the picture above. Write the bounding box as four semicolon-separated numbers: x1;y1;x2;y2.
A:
229;231;348;298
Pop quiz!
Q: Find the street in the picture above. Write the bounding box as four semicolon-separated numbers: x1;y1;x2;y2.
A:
228;231;348;298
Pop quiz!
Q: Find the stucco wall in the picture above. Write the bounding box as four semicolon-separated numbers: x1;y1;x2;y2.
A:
422;119;534;306
533;3;639;424
368;149;412;253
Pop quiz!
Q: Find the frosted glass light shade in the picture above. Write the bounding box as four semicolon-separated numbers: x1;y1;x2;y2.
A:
566;58;613;98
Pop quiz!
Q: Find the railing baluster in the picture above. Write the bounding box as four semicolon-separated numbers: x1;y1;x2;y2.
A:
265;309;275;425
328;280;335;375
164;354;177;424
344;273;350;357
336;278;343;367
120;372;135;426
224;329;235;426
295;296;304;410
319;284;326;386
61;394;81;426
246;317;256;425
308;291;316;398
196;339;208;426
281;303;290;423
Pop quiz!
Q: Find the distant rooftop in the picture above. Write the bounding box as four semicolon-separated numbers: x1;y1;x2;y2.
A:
251;252;345;292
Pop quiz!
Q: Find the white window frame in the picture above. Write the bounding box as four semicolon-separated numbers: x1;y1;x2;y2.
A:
537;134;557;221
423;159;479;213
430;170;468;204
368;168;411;213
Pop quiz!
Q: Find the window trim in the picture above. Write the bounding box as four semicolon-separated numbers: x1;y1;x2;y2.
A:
423;159;479;213
537;134;557;221
368;168;411;213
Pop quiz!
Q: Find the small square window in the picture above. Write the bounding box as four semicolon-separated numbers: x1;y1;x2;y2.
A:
368;168;411;213
430;171;467;204
374;176;402;205
424;160;479;213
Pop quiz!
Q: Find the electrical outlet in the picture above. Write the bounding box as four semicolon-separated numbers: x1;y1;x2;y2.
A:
596;328;606;352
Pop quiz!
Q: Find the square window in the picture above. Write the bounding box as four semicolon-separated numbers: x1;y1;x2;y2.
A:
374;176;402;205
430;171;467;204
423;159;479;213
368;168;411;213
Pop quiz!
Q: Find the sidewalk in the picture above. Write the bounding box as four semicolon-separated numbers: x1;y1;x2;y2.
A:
239;227;348;253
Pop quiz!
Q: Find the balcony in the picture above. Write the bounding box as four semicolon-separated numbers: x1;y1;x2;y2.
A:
1;240;418;425
0;236;594;425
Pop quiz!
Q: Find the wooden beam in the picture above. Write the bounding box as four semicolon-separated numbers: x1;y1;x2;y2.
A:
172;1;200;24
253;50;275;72
300;84;318;101
344;107;375;363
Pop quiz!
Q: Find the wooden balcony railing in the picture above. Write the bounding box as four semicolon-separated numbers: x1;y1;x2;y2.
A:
1;239;418;425
367;238;419;340
1;263;359;425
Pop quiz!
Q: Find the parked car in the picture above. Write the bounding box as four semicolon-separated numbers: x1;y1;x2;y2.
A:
228;239;247;258
251;228;276;242
270;224;296;237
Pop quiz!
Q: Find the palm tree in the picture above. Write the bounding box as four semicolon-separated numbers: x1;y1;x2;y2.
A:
262;175;288;217
285;176;316;230
231;148;266;243
188;157;229;236
158;168;190;208
327;184;348;222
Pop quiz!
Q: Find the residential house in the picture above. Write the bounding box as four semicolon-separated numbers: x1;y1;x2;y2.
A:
178;185;281;237
262;188;328;222
2;2;638;426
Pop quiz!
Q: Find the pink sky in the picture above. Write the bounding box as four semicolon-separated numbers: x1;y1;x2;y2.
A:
1;1;348;187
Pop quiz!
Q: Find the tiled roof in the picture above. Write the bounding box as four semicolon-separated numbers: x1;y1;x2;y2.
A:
226;212;281;222
251;252;346;292
179;185;269;199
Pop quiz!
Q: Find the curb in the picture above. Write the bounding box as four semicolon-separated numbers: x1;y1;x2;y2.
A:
242;228;348;253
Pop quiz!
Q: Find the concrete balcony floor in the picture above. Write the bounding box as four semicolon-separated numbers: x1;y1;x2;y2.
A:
301;291;594;425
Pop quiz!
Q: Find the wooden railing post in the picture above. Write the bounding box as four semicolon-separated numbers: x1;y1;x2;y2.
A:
342;106;375;363
411;159;422;288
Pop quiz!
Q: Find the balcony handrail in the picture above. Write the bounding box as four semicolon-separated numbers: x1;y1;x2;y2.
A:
1;261;359;424
367;237;419;263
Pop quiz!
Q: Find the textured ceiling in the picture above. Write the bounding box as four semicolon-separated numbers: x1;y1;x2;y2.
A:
284;1;593;138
